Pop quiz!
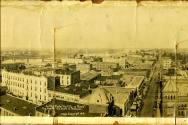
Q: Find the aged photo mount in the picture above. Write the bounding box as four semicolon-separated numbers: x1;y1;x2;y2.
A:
1;0;188;125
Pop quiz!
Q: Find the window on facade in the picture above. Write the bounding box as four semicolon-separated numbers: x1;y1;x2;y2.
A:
178;111;181;115
182;111;184;116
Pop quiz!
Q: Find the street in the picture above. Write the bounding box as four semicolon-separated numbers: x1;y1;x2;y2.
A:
139;62;160;117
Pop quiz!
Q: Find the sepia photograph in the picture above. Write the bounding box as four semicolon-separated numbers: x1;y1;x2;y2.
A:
1;0;188;124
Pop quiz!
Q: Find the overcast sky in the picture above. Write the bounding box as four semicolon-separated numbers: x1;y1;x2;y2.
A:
1;1;188;51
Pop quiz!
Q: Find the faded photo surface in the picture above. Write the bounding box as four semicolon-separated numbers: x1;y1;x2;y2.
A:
1;0;188;124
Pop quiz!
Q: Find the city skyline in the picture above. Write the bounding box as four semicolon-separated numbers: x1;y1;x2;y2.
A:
1;1;188;125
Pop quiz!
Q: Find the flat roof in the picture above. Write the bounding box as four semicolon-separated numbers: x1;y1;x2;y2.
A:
2;69;46;78
25;67;78;75
106;75;122;80
36;99;103;117
3;68;78;77
0;95;37;116
48;82;97;98
126;76;145;89
81;71;100;81
121;75;134;83
91;62;118;65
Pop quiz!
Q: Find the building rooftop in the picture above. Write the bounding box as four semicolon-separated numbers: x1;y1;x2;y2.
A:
104;87;134;106
81;71;100;81
107;75;122;80
3;67;79;78
35;99;103;117
122;69;148;77
98;75;122;81
91;62;118;65
163;79;177;92
163;78;188;96
84;87;113;105
0;95;37;116
25;67;78;75
134;61;154;70
125;76;145;89
121;75;134;84
48;82;96;98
